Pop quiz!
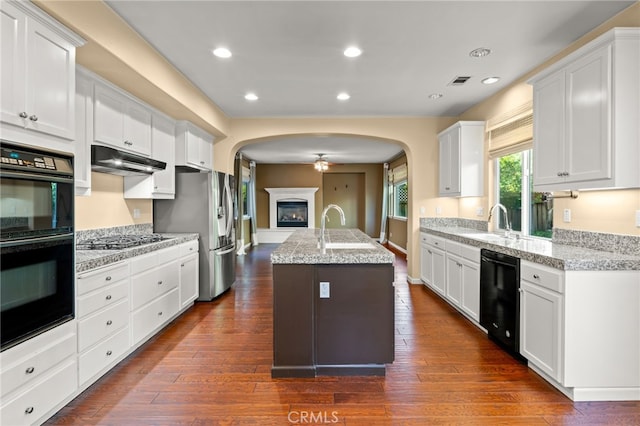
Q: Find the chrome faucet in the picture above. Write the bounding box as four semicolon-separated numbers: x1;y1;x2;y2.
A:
488;203;511;237
319;204;346;254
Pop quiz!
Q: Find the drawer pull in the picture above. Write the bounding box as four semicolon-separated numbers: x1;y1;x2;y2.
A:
106;350;113;356
25;407;34;414
29;115;38;122
181;263;185;267
105;276;112;281
19;111;28;118
533;274;540;279
25;366;35;374
106;320;113;326
158;280;163;285
158;311;163;316
106;294;112;300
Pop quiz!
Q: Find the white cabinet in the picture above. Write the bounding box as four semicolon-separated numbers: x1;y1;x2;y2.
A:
94;81;152;156
445;240;481;322
75;68;93;196
179;240;199;309
438;121;485;197
519;261;564;382
0;1;83;150
124;112;176;199
419;233;446;296
529;28;640;190
175;120;213;171
76;261;130;387
0;321;77;426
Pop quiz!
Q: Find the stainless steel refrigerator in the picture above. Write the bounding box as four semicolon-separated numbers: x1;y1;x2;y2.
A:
154;171;236;300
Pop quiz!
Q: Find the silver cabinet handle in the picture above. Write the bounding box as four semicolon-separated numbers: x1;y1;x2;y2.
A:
181;263;185;267
29;115;38;122
106;294;112;300
25;366;35;374
105;276;112;281
25;407;34;414
533;274;540;279
158;311;163;316
158;280;163;285
19;111;28;118
124;140;133;146
106;320;113;326
106;350;113;356
200;161;205;164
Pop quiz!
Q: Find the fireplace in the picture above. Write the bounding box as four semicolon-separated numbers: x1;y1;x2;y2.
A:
277;201;308;227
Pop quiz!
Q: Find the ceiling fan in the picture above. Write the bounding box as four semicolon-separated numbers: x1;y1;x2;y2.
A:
314;154;330;172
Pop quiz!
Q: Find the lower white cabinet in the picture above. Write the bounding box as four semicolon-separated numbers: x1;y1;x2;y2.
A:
179;240;199;309
519;261;564;382
132;288;180;344
419;233;446;296
0;321;77;426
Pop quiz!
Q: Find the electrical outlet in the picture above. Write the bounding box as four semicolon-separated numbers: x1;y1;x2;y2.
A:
636;210;640;227
563;208;571;223
133;208;141;219
476;207;484;217
436;206;442;215
420;206;426;215
319;282;330;299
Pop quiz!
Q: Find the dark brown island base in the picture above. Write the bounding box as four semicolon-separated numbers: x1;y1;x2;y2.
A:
270;229;396;378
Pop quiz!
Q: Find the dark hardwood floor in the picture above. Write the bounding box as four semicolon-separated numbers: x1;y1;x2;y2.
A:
48;244;640;425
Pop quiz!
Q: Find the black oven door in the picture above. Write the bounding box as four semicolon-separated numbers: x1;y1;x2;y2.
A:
1;233;75;351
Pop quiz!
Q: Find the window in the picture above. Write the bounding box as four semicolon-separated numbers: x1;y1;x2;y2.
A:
495;149;553;238
388;163;408;219
241;181;248;215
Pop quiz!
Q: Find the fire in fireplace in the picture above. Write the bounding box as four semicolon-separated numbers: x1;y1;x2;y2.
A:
277;201;308;227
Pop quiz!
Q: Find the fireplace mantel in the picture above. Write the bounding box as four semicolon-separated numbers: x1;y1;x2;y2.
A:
265;187;318;229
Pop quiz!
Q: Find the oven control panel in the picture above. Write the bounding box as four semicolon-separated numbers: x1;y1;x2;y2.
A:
0;144;73;175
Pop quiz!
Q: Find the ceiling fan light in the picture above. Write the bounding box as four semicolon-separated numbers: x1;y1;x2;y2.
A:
213;47;232;58
344;46;362;58
314;155;329;172
482;76;500;85
337;92;350;101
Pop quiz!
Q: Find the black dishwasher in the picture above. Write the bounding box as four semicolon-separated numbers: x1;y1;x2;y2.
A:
480;249;522;359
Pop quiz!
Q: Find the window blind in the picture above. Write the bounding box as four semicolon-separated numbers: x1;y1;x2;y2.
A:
487;101;533;159
391;163;407;182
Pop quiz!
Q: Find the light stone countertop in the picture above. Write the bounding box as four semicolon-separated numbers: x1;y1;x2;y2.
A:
76;233;199;273
422;226;640;271
271;228;395;264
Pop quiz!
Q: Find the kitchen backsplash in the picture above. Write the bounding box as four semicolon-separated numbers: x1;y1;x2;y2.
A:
76;223;153;242
420;217;488;231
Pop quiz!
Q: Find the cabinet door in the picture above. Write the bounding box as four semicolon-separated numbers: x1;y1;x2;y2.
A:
565;45;611;184
431;247;446;296
533;70;566;186
420;245;432;284
124;102;151;156
520;280;562;381
445;254;462;306
1;3;26;129
179;253;199;308
460;259;480;322
25;16;75;140
185;132;203;167
150;114;175;195
438;132;452;194
199;135;213;170
75;71;92;195
94;83;125;146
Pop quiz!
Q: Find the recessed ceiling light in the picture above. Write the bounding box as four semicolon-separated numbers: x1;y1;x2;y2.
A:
244;93;258;101
428;93;443;100
344;46;362;58
482;77;500;85
469;47;491;58
337;92;350;101
213;47;232;58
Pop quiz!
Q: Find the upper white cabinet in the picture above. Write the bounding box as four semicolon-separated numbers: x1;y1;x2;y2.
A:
124;112;176;199
438;121;485;197
175;121;213;172
94;81;152;157
1;1;84;149
75;68;93;196
529;27;640;190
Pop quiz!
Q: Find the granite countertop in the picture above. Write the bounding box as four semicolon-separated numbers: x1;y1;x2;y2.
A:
76;233;199;273
421;226;640;271
271;228;395;264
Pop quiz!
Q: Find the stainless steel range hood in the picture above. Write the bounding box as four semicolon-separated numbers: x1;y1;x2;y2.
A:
91;145;166;176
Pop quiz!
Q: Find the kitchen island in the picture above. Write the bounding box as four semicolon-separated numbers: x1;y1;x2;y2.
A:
270;228;395;377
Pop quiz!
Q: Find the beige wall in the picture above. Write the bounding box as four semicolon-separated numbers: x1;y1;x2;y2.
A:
41;1;638;278
388;218;408;251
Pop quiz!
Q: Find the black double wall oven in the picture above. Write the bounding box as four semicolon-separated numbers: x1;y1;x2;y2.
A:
0;142;75;351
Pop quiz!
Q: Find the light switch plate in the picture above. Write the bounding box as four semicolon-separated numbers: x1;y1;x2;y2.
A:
319;281;330;299
563;208;571;223
636;210;640;227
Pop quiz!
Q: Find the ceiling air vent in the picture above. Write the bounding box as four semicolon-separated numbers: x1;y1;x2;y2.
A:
448;76;471;86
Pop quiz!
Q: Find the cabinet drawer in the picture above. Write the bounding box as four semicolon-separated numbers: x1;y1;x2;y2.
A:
77;261;128;296
130;250;158;275
1;358;77;426
158;245;180;264
460;244;480;263
426;234;446;249
1;331;75;398
445;240;462;256
132;288;179;345
78;300;129;352
521;261;564;293
420;232;429;246
131;262;179;310
77;281;128;318
78;326;129;386
180;240;199;256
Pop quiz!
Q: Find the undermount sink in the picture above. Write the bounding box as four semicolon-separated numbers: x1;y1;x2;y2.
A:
324;242;376;250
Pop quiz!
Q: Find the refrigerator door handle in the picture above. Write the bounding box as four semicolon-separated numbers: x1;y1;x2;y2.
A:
215;246;236;256
224;174;233;237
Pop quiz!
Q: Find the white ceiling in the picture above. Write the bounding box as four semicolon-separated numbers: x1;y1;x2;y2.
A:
105;0;633;164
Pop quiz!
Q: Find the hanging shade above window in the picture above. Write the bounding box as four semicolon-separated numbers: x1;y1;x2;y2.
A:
487;101;533;159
